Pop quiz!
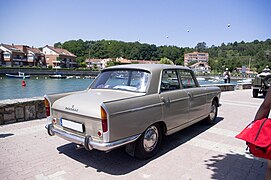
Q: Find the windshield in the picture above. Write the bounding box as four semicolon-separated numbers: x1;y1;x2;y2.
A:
90;69;150;93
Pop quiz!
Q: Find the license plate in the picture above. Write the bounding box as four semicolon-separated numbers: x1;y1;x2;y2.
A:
60;118;84;133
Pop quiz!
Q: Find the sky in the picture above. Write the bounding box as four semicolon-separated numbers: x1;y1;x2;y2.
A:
0;0;270;48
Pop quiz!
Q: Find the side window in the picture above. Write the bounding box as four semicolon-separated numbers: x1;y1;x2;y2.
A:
160;70;180;92
178;70;197;88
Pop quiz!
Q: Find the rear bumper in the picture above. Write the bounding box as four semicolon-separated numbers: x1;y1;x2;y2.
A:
45;124;141;151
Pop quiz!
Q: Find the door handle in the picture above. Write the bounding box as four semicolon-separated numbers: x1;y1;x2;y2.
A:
161;97;170;104
187;92;193;99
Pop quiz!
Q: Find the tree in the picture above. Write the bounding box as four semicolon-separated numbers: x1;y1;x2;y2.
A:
195;42;207;52
52;38;271;73
54;42;62;48
159;57;174;64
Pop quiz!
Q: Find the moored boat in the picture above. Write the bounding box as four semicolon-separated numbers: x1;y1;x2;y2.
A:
49;74;67;79
5;72;30;79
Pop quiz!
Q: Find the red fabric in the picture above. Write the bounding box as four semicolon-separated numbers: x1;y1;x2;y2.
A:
236;118;271;160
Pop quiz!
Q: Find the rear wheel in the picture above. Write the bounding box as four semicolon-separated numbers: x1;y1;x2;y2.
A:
134;124;162;159
252;89;259;98
205;100;218;124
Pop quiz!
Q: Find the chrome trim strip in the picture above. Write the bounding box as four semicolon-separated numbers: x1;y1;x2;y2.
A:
170;97;189;103
193;94;206;98
111;102;163;116
46;124;141;151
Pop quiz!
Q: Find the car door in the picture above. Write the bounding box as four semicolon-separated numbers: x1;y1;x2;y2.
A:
159;69;190;130
178;70;207;122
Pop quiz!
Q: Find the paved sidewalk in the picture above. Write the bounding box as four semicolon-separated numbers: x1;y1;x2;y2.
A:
0;89;267;180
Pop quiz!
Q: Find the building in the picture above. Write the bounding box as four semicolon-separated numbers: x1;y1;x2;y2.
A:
0;44;26;66
85;58;159;70
0;44;46;67
26;46;46;67
116;57;132;64
184;52;209;66
42;45;77;68
14;45;46;67
85;58;109;70
189;62;211;74
131;60;158;64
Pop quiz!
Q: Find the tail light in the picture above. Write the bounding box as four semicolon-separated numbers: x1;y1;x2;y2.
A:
100;106;108;132
44;98;50;117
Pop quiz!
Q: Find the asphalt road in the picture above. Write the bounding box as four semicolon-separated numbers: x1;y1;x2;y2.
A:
0;89;267;180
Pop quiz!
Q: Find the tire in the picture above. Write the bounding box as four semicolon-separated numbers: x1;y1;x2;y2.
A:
252;89;259;98
263;75;271;88
134;124;162;160
205;100;218;125
263;91;267;97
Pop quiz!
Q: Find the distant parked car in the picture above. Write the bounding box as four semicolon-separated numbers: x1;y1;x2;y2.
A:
252;67;271;98
45;64;221;159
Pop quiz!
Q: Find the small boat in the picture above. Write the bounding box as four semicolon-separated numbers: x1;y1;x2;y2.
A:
49;74;67;79
66;76;74;79
6;72;30;79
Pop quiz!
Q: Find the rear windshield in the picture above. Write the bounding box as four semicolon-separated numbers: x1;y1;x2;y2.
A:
90;69;150;93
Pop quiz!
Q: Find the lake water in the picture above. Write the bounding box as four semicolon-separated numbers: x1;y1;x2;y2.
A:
0;76;94;100
0;76;241;101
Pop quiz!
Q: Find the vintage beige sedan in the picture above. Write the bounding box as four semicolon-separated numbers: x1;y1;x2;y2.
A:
45;64;221;159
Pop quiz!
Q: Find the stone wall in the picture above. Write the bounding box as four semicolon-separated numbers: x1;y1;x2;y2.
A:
0;97;45;125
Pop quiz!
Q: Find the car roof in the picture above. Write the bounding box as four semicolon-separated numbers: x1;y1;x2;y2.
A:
103;64;191;73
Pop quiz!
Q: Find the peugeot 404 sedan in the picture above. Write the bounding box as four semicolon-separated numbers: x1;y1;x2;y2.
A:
45;64;221;159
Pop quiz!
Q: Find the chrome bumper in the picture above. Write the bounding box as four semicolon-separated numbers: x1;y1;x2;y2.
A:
45;124;141;151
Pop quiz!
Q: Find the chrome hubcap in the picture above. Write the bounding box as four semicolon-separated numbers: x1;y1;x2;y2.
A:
209;103;217;121
143;126;158;152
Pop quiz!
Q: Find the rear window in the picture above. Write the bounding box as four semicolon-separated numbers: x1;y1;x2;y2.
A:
90;69;150;93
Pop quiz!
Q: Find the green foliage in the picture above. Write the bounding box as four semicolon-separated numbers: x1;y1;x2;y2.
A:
106;60;116;67
79;62;87;68
159;57;174;64
53;38;271;73
54;42;62;48
195;42;207;52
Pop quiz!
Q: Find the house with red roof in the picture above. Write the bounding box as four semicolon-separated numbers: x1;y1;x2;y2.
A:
0;44;26;66
42;45;77;68
0;44;46;67
26;46;46;67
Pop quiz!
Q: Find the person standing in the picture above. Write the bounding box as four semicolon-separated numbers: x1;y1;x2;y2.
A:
223;68;231;83
254;87;271;179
